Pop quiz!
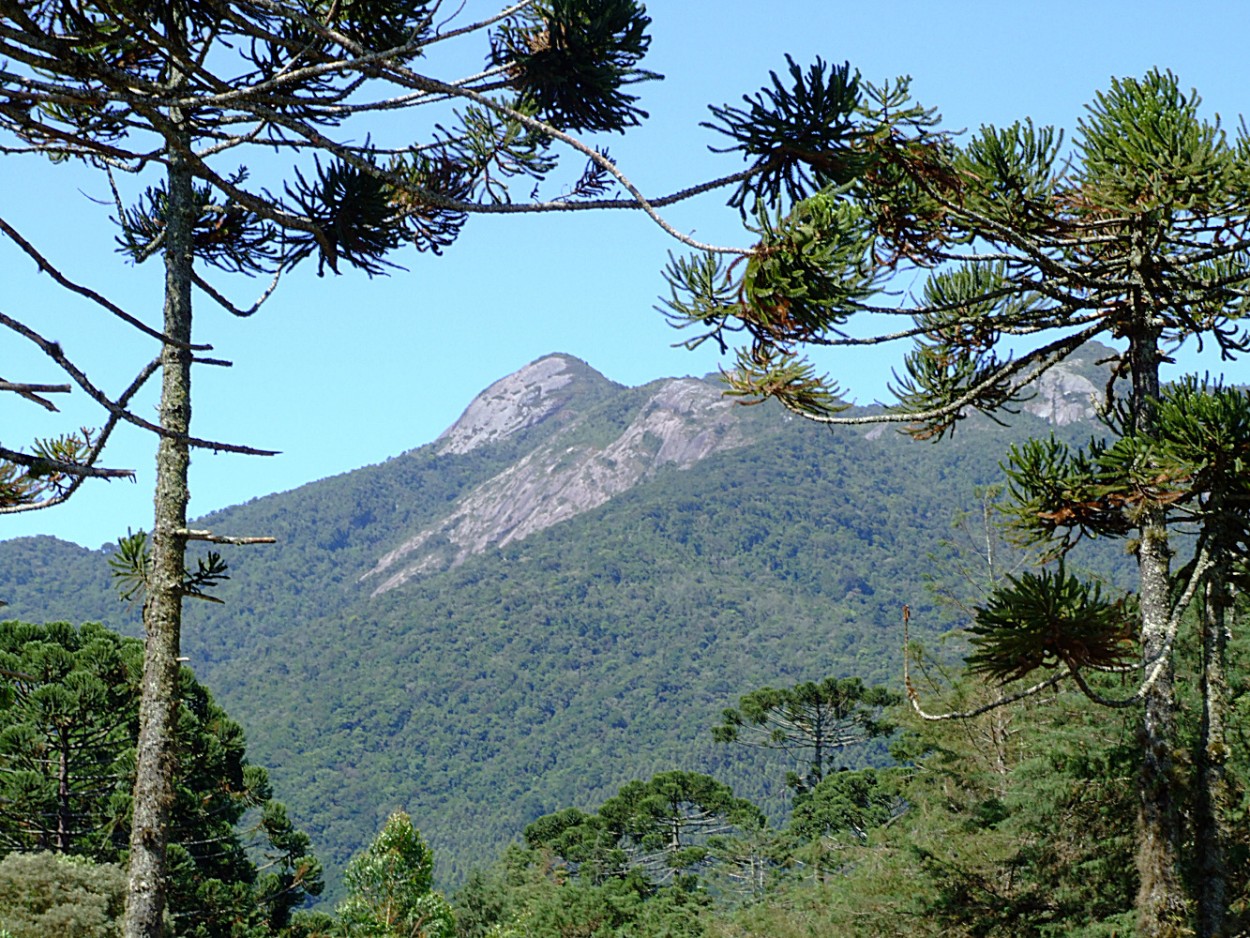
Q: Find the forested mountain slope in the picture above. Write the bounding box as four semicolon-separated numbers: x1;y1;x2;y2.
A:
0;348;1128;898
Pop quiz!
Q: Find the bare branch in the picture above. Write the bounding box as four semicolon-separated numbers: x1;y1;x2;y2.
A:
0;216;210;350
176;528;277;545
0;444;134;480
0;312;279;456
0;379;69;411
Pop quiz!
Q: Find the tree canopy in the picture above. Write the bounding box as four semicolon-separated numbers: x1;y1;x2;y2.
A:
0;620;322;936
661;65;1250;938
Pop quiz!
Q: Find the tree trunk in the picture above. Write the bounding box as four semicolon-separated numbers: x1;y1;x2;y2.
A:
57;726;71;853
1195;577;1231;938
1135;508;1186;937
1127;279;1187;937
124;129;195;938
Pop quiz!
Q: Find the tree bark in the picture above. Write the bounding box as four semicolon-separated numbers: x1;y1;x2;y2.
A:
124;128;195;938
1195;577;1231;938
57;726;71;853
1127;258;1187;937
1135;507;1186;937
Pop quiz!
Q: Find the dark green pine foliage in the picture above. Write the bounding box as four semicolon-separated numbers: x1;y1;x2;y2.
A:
0;620;322;936
0;621;136;858
663;64;1250;938
525;771;765;889
712;677;898;795
475;771;764;938
0;385;1136;895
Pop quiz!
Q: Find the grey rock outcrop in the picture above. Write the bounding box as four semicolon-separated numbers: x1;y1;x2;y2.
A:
435;356;583;455
364;361;754;594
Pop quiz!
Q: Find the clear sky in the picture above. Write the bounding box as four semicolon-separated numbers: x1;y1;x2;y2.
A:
5;1;1250;548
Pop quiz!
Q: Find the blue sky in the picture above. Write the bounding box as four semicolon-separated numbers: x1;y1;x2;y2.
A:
5;1;1250;548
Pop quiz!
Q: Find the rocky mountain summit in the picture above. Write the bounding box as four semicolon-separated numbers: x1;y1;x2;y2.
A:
364;355;760;594
434;355;600;455
362;344;1118;594
1019;341;1113;425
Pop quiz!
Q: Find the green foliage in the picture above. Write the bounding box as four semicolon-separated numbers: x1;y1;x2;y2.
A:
665;66;1250;439
0;620;138;857
786;766;901;845
713;677;898;794
0;620;322;936
108;530;230;606
337;811;455;938
489;0;658;133
967;567;1138;683
704;56;865;212
285;159;406;278
0;429;115;512
0;851;125;938
1078;69;1234;213
707;682;1141;938
526;771;765;889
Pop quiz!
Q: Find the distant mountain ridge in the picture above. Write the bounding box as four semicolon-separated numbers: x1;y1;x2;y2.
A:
0;345;1125;899
365;357;764;593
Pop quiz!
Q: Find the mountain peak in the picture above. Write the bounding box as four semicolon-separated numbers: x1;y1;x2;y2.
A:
364;373;759;594
435;354;614;455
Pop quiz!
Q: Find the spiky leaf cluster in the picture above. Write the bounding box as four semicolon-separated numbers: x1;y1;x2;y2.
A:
433;99;559;205
705;56;865;212
742;192;877;341
1143;378;1250;584
310;0;434;53
284;158;404;276
490;0;658;133
662;190;877;416
955;120;1064;226
968;567;1138;684
0;430;107;510
1004;436;1137;555
1006;380;1250;564
1078;70;1235;214
385;153;472;256
2;0;669;295
117;178;280;275
108;530;230;604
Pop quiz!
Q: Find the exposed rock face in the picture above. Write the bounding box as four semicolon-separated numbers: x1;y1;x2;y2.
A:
435;355;583;455
1022;366;1101;425
366;344;1118;596
364;363;753;595
1021;343;1114;425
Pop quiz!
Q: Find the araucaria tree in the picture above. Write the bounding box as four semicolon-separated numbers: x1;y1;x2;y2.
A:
0;2;790;935
664;66;1250;936
712;676;897;795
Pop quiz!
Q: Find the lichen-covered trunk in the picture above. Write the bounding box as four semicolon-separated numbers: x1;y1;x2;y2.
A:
124;136;194;938
1195;577;1231;938
1128;300;1186;938
57;727;71;853
1135;506;1185;937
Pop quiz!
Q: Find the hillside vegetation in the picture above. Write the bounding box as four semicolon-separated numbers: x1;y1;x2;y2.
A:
0;353;1130;897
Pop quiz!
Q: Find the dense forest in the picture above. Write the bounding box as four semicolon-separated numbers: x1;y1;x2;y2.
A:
0;358;1134;893
4;609;1248;937
7;0;1250;929
0;347;1169;938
